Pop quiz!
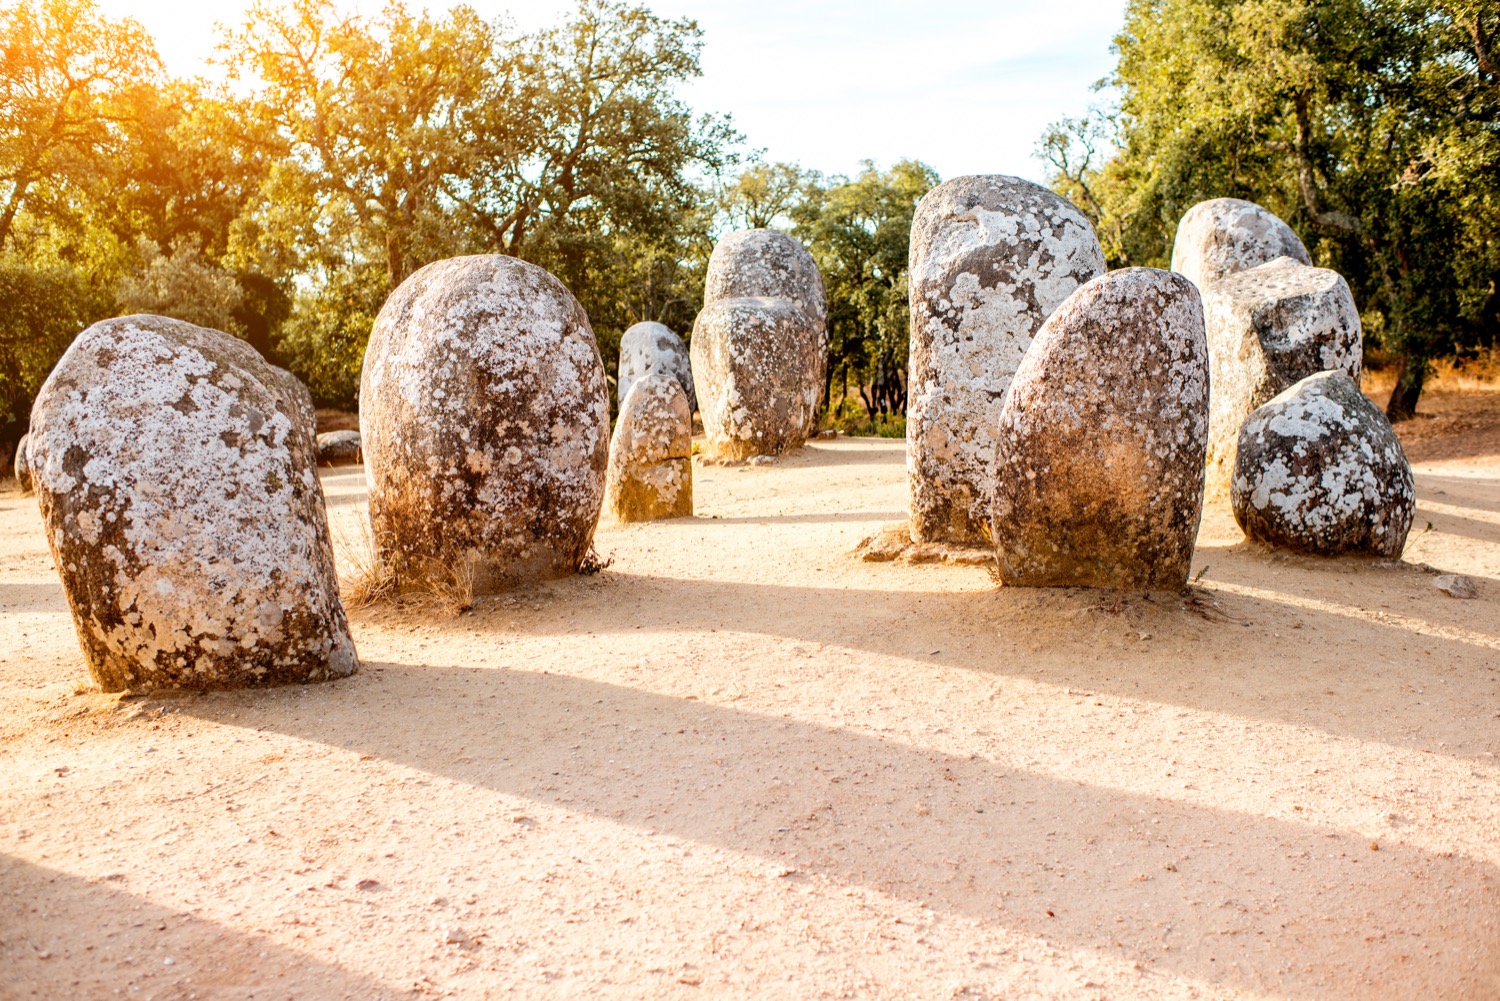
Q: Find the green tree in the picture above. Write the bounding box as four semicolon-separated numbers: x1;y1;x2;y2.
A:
1041;0;1500;418
791;160;939;425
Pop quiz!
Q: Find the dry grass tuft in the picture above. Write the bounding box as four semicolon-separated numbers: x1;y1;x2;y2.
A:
336;519;398;610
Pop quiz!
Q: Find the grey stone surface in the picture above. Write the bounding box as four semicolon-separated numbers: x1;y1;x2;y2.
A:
907;174;1106;544
270;365;318;444
1232;371;1414;556
1433;574;1477;599
1171;198;1311;290
27;314;356;691
603;373;692;522
1200;257;1363;496
316;429;363;466
618;321;695;413
692;230;827;460
991;269;1209;589
361;256;609;592
13;433;32;493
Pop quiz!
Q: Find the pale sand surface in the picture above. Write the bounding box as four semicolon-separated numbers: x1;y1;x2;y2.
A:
2;437;1498;999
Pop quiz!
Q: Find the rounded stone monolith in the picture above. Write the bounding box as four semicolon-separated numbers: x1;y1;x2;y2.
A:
1200;256;1362;496
1170;198;1311;290
1232;371;1414;556
907;174;1106;544
27;314;357;692
618;321;695;413
13;433;32;493
603;373;692;522
360;255;609;592
991;269;1209;589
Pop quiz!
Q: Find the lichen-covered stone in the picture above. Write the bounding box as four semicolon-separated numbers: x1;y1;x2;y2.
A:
1200;257;1363;496
360;255;609;591
27;314;357;692
270;365;318;444
316;429;362;466
603;373;692;522
907;175;1106;544
704;229;826;326
691;296;825;460
1231;371;1414;557
692;229;827;461
13;433;32;492
618;321;695;413
991;269;1209;589
1170;198;1311;290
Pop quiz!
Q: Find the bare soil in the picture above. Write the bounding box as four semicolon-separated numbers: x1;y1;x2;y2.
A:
2;398;1498;999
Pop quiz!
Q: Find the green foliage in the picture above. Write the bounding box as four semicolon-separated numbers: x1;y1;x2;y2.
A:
117;236;244;333
1041;0;1500;417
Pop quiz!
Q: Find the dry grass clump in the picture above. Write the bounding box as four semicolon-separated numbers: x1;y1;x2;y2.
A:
334;520;474;615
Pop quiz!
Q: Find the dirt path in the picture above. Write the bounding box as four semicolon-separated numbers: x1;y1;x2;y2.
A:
2;437;1497;999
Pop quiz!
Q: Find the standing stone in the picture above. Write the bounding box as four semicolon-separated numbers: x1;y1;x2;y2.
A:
270;365;318;444
691;230;827;460
316;429;363;466
361;255;609;591
603;373;692;522
1200;257;1362;495
991;269;1209;589
907;175;1106;544
27;314;357;692
1232;371;1414;557
618;321;695;413
1170;198;1311;290
13;433;32;493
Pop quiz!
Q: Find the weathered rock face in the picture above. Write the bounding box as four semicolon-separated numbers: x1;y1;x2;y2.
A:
360;255;609;591
316;429;362;466
270;365;318;444
991;269;1210;589
1170;198;1311;290
13;433;32;492
1232;371;1414;556
618;321;695;413
1200;257;1362;496
691;230;827;460
27;314;357;692
907;174;1106;543
603;373;692;522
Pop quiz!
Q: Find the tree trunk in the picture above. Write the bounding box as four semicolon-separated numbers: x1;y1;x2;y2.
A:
1385;356;1424;421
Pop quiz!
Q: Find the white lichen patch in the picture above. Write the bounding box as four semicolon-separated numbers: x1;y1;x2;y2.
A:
1199;256;1363;496
990;269;1209;589
1170;198;1311;291
618;321;695;412
360;256;609;592
1231;371;1414;556
28;314;356;691
603;373;693;522
906;175;1105;544
691;231;828;461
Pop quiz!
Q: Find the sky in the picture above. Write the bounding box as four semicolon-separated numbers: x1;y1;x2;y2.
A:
97;0;1126;185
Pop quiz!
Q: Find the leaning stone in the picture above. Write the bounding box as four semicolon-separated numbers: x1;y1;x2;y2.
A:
1232;371;1415;557
1170;198;1311;290
1200;257;1363;496
361;255;609;592
691;295;826;461
618;321;695;413
316;430;362;466
1433;574;1477;599
27;314;357;692
13;433;32;493
992;269;1209;589
907;174;1106;544
704;229;826;326
603;373;692;522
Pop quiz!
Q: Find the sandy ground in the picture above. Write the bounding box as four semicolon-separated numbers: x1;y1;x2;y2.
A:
2;416;1498;999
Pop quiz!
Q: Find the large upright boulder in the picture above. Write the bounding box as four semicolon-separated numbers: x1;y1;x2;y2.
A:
691;230;827;460
618;321;695;413
1171;198;1311;290
603;373;692;522
270;365;318;443
361;255;609;592
1232;371;1414;557
27;314;357;692
13;433;32;493
1200;257;1362;495
907;175;1106;544
991;269;1210;589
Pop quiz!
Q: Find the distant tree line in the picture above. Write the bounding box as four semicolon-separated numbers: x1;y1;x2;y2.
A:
1040;0;1500;419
